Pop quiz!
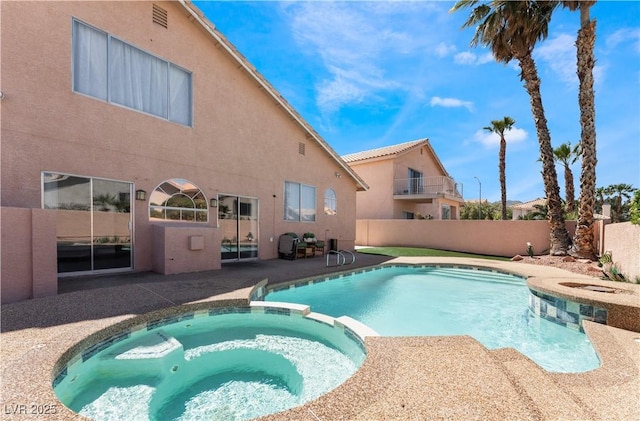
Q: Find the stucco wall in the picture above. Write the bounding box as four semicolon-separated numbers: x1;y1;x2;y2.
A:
603;222;640;281
356;219;580;257
0;0;359;298
151;224;220;275
1;208;57;304
348;145;460;220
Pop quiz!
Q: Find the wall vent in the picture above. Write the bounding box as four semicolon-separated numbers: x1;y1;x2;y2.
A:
298;142;306;155
153;4;168;28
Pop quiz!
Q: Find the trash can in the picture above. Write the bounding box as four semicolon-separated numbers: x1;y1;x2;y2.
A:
329;238;338;252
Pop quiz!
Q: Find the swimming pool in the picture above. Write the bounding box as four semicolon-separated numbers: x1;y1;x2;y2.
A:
53;304;367;421
263;265;601;373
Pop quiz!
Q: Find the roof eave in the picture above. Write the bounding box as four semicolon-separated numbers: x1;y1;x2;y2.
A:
178;0;368;192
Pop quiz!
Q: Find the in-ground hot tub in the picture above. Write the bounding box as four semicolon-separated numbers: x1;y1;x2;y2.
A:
53;302;371;421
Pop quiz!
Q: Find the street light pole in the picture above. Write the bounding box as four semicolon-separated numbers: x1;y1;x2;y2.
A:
473;176;482;220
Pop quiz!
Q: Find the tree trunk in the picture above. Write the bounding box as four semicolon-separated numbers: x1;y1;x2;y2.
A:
499;137;507;220
518;53;571;255
564;164;575;214
570;16;597;260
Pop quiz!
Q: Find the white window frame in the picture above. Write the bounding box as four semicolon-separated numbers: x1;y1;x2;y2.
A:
324;188;337;215
149;179;208;223
284;181;316;222
72;18;193;127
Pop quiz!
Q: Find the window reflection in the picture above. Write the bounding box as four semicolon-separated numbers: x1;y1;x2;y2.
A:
42;172;132;274
149;178;208;222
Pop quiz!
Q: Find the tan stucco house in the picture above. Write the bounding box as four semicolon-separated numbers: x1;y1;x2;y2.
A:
342;139;463;220
0;1;367;304
511;198;548;220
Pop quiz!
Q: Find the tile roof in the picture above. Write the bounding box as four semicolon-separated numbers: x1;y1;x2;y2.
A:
341;139;429;163
511;198;547;210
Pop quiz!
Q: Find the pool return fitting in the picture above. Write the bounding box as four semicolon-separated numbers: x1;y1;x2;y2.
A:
326;250;356;267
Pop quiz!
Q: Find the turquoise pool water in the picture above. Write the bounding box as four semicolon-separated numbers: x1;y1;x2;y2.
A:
53;308;365;421
264;266;600;373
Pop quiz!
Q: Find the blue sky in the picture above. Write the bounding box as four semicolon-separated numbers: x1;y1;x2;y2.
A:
195;1;639;202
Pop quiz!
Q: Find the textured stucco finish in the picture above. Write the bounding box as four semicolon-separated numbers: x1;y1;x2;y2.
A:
603;222;640;281
348;143;461;220
1;208;58;303
355;219;609;258
1;1;360;303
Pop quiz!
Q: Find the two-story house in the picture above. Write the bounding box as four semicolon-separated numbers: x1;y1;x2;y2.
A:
343;139;463;220
0;1;367;303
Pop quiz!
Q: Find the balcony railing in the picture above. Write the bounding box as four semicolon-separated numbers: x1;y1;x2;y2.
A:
393;176;463;199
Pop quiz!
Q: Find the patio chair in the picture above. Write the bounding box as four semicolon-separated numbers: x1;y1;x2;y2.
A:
284;232;307;259
278;233;298;260
303;232;325;256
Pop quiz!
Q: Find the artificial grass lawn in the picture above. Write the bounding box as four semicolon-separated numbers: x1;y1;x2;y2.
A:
357;247;510;261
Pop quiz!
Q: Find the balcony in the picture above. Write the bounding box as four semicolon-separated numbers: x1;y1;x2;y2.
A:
393;176;463;203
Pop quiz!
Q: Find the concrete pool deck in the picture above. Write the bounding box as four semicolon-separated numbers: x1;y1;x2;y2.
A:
1;255;639;420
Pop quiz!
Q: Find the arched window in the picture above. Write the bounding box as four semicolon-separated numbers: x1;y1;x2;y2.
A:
324;188;337;215
149;179;208;222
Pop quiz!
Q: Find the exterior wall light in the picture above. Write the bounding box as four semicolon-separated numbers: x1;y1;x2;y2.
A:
210;198;218;208
334;172;341;178
135;189;147;201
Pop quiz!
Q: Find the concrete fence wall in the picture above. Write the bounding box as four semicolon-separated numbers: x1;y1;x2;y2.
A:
356;218;640;280
1;207;58;304
602;222;640;281
356;219;574;257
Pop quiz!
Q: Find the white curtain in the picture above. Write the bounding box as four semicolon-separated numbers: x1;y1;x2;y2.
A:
300;184;316;222
73;21;108;100
169;65;192;126
284;181;300;221
324;188;337;215
73;19;191;126
109;38;168;119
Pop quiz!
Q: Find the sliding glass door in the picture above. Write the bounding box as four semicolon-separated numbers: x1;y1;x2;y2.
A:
43;173;132;274
218;195;258;261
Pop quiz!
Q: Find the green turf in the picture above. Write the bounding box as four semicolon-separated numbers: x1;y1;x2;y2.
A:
356;247;510;261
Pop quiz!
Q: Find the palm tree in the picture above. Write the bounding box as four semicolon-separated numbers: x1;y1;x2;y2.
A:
561;1;598;259
530;203;549;220
605;183;636;223
594;186;606;214
452;0;571;255
552;142;581;214
484;116;515;220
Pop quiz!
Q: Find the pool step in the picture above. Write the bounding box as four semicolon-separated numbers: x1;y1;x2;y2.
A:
99;331;185;377
490;348;595;420
107;330;183;360
422;267;524;285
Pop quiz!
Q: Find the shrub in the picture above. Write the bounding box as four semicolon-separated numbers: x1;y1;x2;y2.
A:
630;190;640;225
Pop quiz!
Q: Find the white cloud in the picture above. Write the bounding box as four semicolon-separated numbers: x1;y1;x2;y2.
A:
454;51;494;65
285;2;419;113
282;2;450;115
474;127;528;148
536;33;577;86
606;28;640;53
537;32;608;88
430;96;473;111
317;76;366;112
435;42;456;58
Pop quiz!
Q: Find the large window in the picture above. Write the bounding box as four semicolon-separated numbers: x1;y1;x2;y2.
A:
408;168;423;194
149;179;208;222
284;181;316;222
42;172;132;274
73;19;192;126
441;204;451;220
324;188;337;215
